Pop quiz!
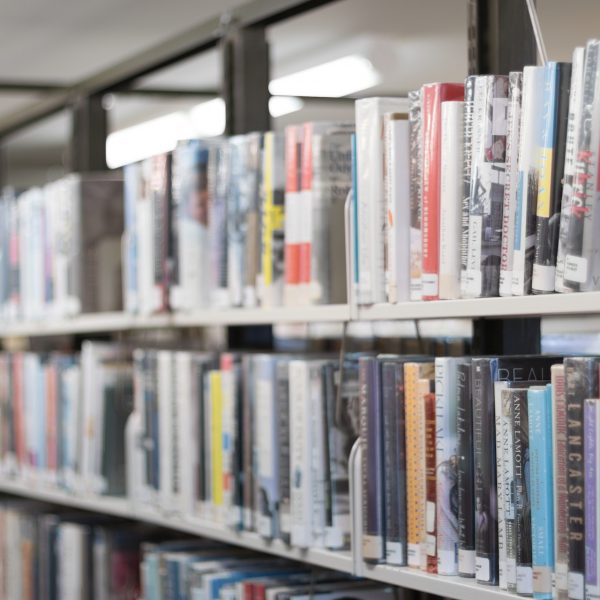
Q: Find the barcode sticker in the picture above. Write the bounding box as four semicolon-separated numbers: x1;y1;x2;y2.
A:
568;572;585;600
476;556;490;582
565;254;588;283
426;501;436;532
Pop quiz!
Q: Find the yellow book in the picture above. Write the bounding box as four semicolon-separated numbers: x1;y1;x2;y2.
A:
404;361;434;568
210;370;223;510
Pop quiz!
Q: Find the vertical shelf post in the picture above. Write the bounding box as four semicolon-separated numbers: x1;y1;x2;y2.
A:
69;93;108;172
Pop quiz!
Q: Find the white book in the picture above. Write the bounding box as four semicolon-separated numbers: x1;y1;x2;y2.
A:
58;524;89;600
355;97;408;305
435;357;461;575
383;113;410;303
289;360;313;548
512;66;545;295
137;159;156;315
439;101;464;299
555;47;585;293
500;72;523;296
158;350;174;512
220;355;236;527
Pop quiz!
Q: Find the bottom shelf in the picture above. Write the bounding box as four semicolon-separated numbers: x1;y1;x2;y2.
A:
0;478;517;600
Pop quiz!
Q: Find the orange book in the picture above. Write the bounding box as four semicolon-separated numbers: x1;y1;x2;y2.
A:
404;361;434;568
12;354;26;467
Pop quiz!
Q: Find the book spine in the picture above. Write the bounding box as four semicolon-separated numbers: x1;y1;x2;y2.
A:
566;357;599;600
311;361;328;547
564;39;600;292
555;47;585;292
500;72;523;296
220;353;235;526
284;126;302;304
585;399;600;600
501;387;518;593
439;101;464;300
461;76;477;297
472;358;499;585
210;370;223;520
529;386;554;600
384;114;410;303
465;75;508;298
261;132;285;308
435;358;459;575
457;361;476;577
276;360;291;543
512;66;545;295
241;356;254;530
552;364;569;600
360;356;384;561
409;90;423;301
405;362;431;568
382;360;404;565
424;378;437;573
299;123;313;304
421;83;464;300
494;381;508;590
289;360;312;547
512;387;533;596
532;62;572;293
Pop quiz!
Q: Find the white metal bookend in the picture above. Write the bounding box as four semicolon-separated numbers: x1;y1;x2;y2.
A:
348;437;364;576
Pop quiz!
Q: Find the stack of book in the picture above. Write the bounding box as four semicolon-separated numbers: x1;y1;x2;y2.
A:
354;39;600;304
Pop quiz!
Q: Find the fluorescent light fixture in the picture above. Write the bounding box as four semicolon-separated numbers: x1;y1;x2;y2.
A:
269;54;380;98
268;95;304;118
106;112;190;168
189;98;226;137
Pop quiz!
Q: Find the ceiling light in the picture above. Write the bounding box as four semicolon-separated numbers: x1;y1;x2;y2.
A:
189;98;226;137
269;96;304;118
269;54;380;98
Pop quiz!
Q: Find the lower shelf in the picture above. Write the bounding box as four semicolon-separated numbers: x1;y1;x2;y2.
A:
0;478;519;600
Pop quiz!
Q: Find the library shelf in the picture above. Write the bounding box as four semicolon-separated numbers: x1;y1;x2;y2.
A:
0;479;351;574
0;478;525;600
0;304;352;338
355;291;600;321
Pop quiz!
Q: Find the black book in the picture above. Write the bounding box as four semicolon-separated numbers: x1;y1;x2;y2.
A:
360;355;384;561
472;356;560;586
457;361;475;578
565;357;600;600
532;62;572;293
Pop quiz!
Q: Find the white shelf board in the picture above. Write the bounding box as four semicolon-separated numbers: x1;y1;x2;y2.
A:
0;478;524;600
356;291;600;321
0;479;350;573
0;305;351;338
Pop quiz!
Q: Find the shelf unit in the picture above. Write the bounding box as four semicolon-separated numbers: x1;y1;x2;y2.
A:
0;479;519;600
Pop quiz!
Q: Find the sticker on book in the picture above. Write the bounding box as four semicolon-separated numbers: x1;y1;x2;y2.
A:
564;254;588;283
459;549;476;575
476;556;490;582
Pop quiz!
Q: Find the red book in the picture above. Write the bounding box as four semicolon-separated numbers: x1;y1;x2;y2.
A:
421;83;464;300
424;382;437;573
299;122;314;292
284;126;303;294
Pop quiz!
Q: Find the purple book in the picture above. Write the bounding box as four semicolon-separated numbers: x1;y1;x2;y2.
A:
585;399;599;599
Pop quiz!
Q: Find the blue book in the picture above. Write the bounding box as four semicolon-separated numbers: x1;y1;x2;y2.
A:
123;163;138;313
528;384;555;600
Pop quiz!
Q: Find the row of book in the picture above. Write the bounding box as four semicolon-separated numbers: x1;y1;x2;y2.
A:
0;503;398;600
124;125;353;314
359;353;600;600
355;39;600;304
0;174;124;321
0;345;360;551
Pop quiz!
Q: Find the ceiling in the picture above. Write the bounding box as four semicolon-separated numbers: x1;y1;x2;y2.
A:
1;0;600;186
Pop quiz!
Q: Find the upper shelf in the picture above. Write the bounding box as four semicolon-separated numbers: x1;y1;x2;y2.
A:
1;292;600;338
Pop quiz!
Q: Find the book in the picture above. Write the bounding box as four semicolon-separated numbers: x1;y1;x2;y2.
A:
457;361;476;578
276;359;291;542
260;132;286;308
531;62;572;293
465;75;508;298
585;398;600;600
423;376;437;573
355;97;408;305
500;72;523;297
528;385;554;600
420;82;464;300
435;357;461;575
565;357;600;600
439;101;464;300
555;47;585;293
360;355;384;561
551;364;569;600
383;113;410;303
512;66;545;296
408;90;423;301
381;357;409;565
405;361;434;568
